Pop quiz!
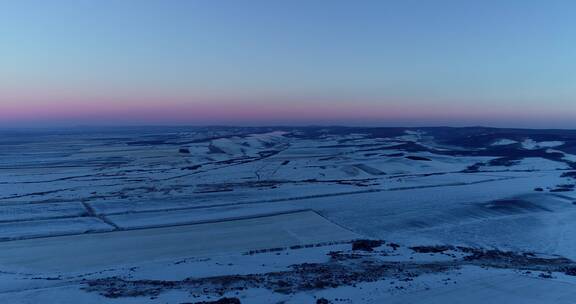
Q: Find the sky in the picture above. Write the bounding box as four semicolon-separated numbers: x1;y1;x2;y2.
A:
1;0;575;128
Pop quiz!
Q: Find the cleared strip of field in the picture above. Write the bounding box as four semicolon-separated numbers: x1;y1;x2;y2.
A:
354;164;386;175
0;202;88;223
0;217;114;241
88;192;250;215
105;204;308;229
0;211;359;273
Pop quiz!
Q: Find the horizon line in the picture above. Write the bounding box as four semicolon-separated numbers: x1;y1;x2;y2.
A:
1;124;575;132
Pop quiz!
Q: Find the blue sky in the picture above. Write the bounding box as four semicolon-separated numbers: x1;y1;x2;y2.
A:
1;0;575;127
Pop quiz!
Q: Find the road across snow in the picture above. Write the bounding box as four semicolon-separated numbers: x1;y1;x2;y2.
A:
0;210;359;273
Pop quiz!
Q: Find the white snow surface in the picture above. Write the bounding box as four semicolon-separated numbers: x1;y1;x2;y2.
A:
521;139;564;150
492;138;519;146
0;128;575;303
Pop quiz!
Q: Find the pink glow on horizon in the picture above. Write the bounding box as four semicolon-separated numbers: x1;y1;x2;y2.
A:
1;97;574;128
1;88;573;127
2;84;574;127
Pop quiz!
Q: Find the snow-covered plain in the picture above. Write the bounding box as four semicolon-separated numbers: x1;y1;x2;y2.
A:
0;126;575;303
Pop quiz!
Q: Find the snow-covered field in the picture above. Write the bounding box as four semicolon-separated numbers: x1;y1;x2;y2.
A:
0;126;575;303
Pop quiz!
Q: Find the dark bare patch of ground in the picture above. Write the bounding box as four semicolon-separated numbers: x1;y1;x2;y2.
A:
194;178;379;193
83;242;576;299
551;184;575;192
182;297;241;304
352;239;384;251
410;245;453;253
405;156;432;161
84;259;452;299
561;171;576;179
